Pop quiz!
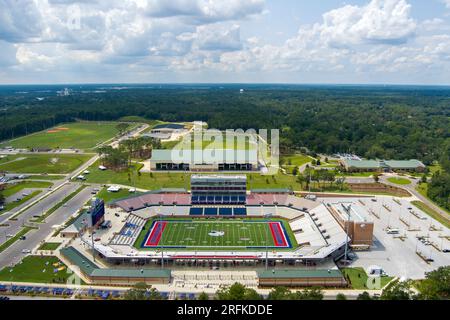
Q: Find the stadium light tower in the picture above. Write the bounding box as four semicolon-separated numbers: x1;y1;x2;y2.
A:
343;204;351;264
159;201;164;269
264;211;272;270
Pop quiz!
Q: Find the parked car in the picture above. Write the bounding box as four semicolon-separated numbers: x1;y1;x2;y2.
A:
21;249;31;254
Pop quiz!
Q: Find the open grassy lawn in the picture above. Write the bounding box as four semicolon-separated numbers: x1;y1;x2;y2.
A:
0;255;72;284
2;181;53;197
387;177;412;185
281;154;312;174
83;161;303;191
342;267;393;290
135;217;297;251
412;201;450;229
96;187;144;203
161;134;257;151
25;175;67;181
0;154;93;174
0;122;122;150
38;242;61;251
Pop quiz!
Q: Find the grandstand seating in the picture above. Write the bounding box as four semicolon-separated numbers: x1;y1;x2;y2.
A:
110;214;146;246
188;207;247;216
191;194;246;205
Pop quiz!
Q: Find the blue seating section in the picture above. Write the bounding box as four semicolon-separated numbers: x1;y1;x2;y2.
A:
189;208;203;216
204;208;218;216
234;208;247;216
219;208;233;216
191;194;246;205
188;207;247;216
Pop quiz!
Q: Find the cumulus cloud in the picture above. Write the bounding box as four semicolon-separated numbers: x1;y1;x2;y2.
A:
320;0;416;46
0;0;449;84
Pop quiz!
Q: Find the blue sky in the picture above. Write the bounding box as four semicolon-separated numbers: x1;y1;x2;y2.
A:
0;0;450;84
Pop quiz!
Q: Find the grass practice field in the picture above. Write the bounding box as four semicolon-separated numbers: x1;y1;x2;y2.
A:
0;122;122;150
0;154;93;174
0;256;72;284
280;154;313;174
135;218;296;251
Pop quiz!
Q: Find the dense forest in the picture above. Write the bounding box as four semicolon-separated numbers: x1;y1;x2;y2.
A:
1;84;449;165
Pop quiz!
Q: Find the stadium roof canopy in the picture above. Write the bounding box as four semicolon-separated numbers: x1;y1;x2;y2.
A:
257;269;343;279
61;247;171;279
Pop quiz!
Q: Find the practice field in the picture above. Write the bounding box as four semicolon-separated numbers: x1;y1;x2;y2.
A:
0;154;93;174
0;122;124;150
135;218;296;251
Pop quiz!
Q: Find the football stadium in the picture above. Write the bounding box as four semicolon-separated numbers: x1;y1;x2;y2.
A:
63;175;353;268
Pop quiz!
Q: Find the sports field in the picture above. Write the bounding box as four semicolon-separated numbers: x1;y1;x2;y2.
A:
135;218;296;250
0;122;124;150
0;154;93;174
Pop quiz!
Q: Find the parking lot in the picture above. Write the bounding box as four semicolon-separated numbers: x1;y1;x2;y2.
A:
321;196;450;279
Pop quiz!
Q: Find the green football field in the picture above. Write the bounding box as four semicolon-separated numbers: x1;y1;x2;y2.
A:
0;122;125;150
135;218;297;251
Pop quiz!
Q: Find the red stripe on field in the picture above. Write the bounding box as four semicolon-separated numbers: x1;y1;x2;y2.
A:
144;221;167;247
269;222;287;247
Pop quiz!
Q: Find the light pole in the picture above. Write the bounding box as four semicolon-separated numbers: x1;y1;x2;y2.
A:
343;204;351;263
159;201;164;269
91;230;96;262
264;210;271;270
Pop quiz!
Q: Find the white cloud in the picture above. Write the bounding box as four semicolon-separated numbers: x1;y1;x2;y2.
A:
0;0;449;84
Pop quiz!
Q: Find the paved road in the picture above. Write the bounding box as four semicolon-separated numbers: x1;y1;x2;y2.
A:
0;186;94;269
0;184;79;244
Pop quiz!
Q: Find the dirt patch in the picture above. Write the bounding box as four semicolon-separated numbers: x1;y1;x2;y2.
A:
47;130;59;133
348;183;411;197
56;127;69;130
50;158;60;164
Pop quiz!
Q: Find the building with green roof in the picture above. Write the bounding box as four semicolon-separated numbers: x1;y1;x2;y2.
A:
341;159;425;173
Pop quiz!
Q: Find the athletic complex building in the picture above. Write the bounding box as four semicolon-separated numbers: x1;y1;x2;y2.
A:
56;175;380;287
61;175;375;277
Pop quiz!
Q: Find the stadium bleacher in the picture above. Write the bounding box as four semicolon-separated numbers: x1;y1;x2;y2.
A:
189;208;203;216
219;208;233;216
204;208;218;216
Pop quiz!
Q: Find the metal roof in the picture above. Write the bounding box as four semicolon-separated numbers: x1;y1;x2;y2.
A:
343;159;425;169
61;247;171;279
257;269;343;279
151;149;258;164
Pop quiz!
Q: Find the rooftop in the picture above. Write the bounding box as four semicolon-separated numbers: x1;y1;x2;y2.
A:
343;159;425;169
257;269;343;279
151;149;258;164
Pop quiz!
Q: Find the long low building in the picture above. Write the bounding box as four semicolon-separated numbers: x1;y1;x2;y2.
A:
150;149;258;172
340;159;426;173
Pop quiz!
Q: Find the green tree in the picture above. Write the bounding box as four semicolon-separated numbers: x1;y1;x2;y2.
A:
267;286;292;300
291;288;324;300
357;291;373;300
381;281;414;300
123;282;162;300
416;266;450;300
215;283;262;300
336;293;347;300
116;123;130;135
198;292;210;300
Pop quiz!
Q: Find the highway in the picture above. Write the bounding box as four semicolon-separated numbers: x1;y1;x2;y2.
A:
0;185;95;269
